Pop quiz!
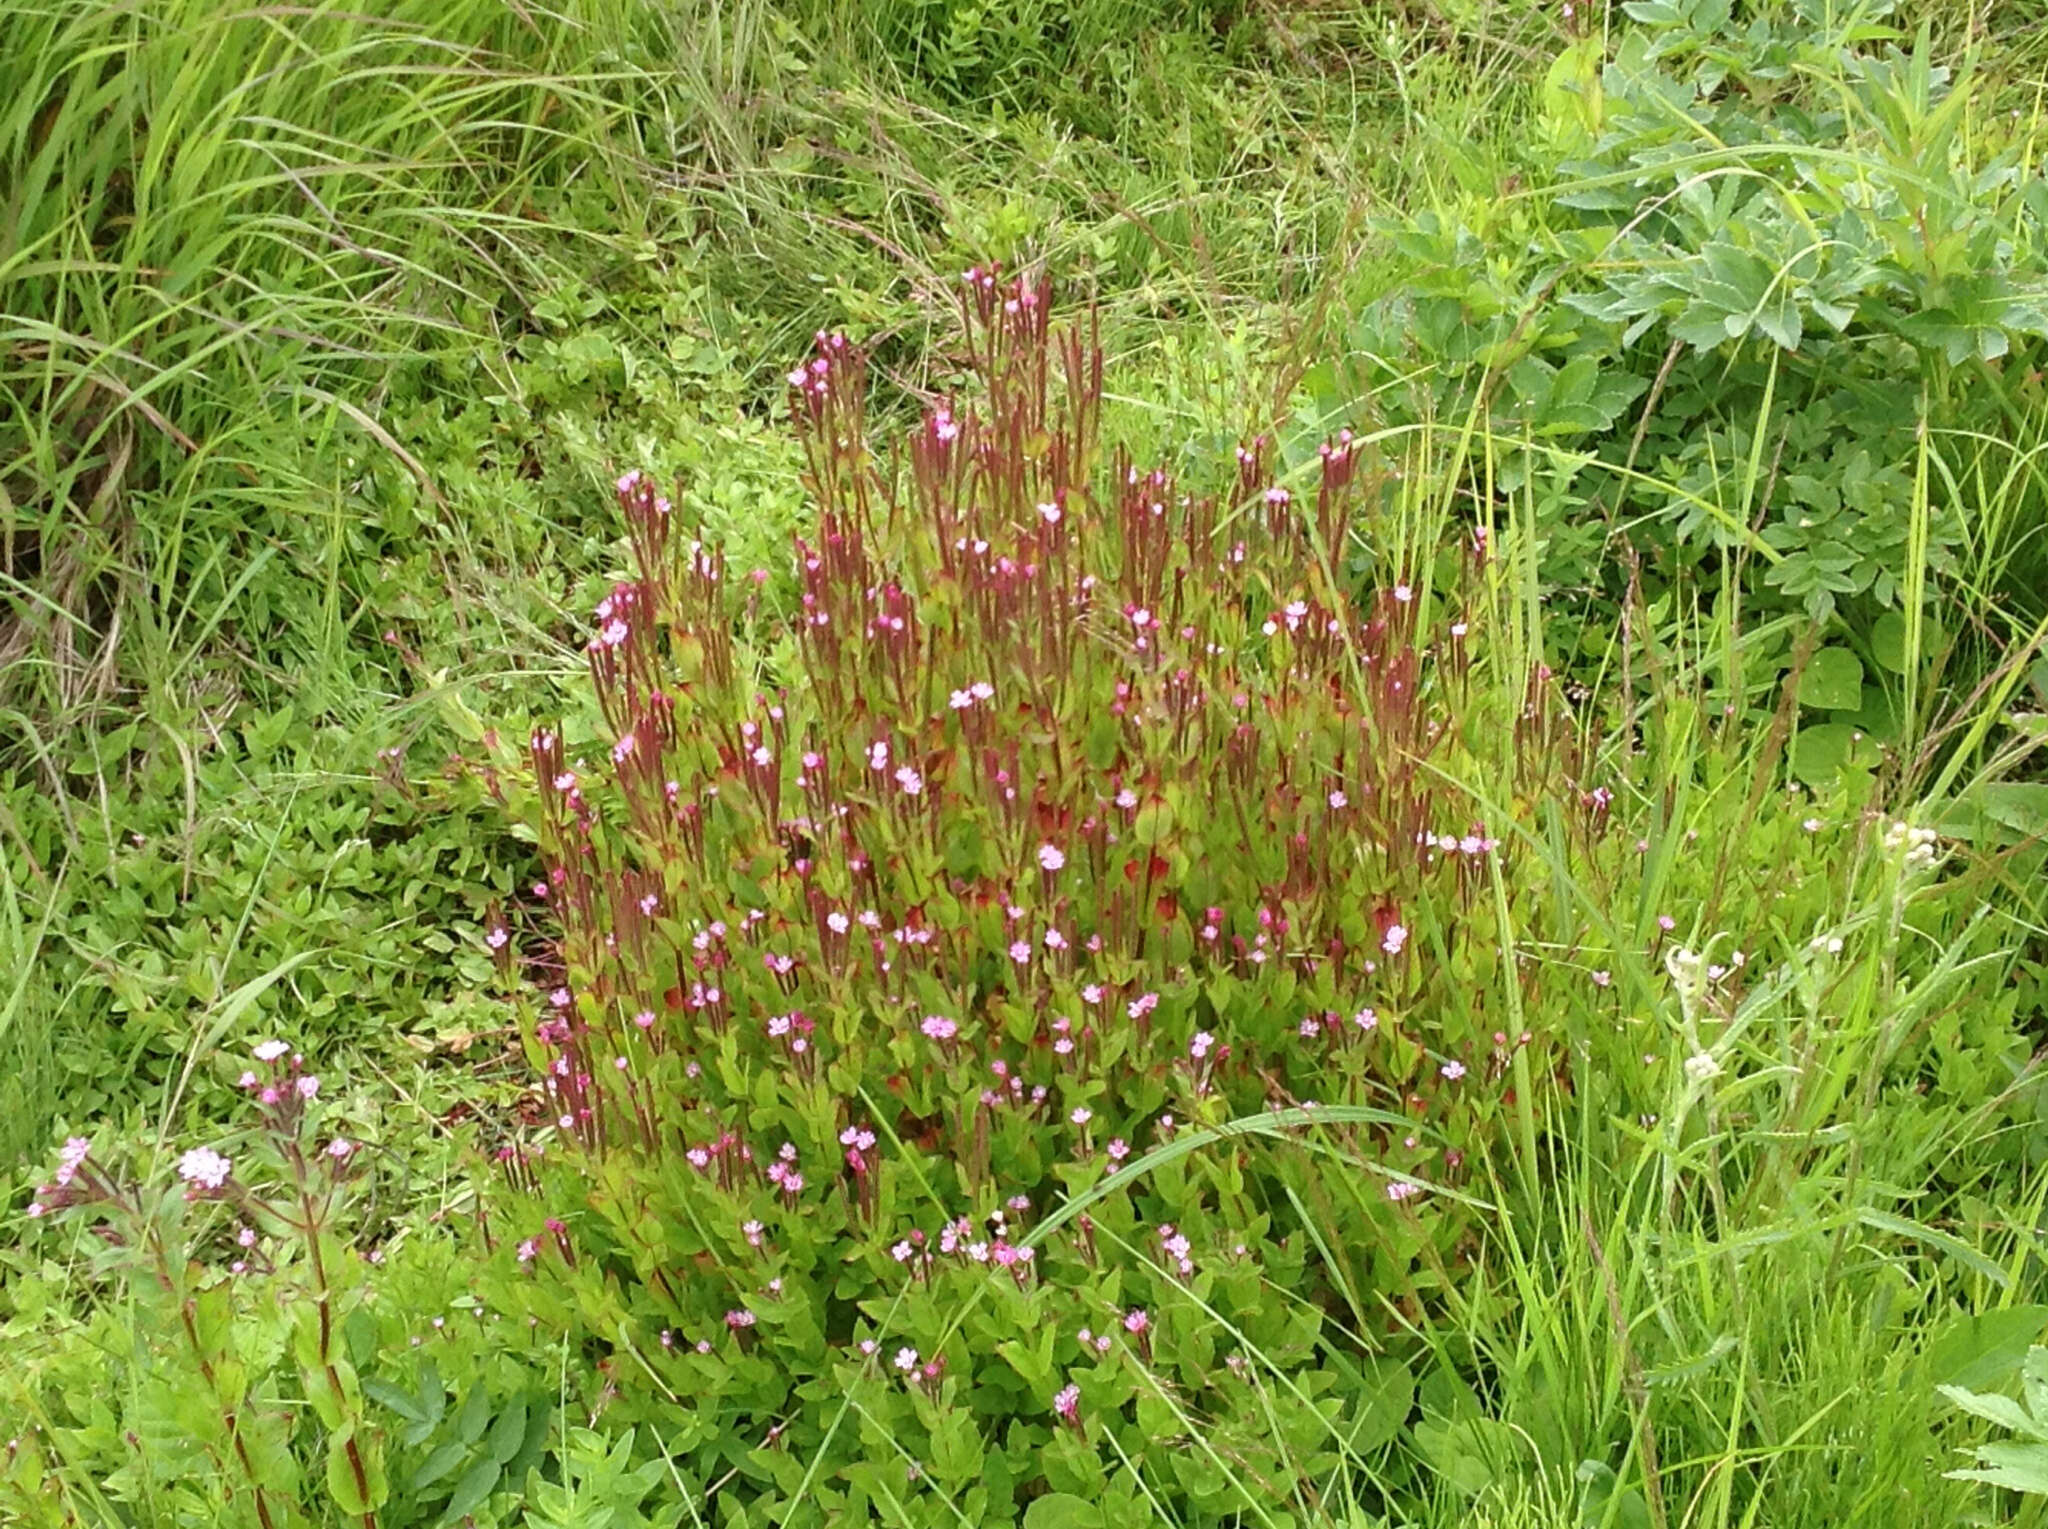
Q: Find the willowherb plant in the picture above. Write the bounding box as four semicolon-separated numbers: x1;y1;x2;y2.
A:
11;1045;393;1527
492;271;1637;1522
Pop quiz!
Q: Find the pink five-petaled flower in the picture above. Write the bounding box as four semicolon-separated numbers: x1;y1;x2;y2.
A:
894;765;923;796
726;1309;757;1331
1037;844;1065;872
1123;1309;1149;1335
1440;1060;1466;1081
177;1147;232;1192
326;1138;354;1161
894;1347;919;1372
1381;924;1408;957
1189;1031;1215;1060
921;1015;958;1042
54;1136;91;1188
296;1076;320;1100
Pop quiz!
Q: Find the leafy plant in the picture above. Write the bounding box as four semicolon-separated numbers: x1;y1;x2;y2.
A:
1347;0;2048;649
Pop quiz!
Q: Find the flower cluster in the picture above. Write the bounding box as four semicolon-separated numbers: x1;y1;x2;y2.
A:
485;269;1627;1521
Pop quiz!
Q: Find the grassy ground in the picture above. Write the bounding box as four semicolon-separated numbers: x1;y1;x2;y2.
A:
5;1;2048;1525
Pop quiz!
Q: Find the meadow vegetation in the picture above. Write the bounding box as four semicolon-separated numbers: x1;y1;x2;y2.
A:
4;1;2048;1526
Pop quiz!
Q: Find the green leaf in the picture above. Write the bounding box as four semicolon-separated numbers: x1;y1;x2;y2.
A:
1857;1209;2011;1288
443;1456;501;1523
412;1440;469;1493
1798;647;1864;710
1923;1309;2048;1390
1789;722;1876;786
454;1384;491;1447
1022;1492;1105;1529
325;1428;388;1515
1947;1439;2048;1494
1349;1357;1414;1453
363;1376;427;1424
487;1396;528;1466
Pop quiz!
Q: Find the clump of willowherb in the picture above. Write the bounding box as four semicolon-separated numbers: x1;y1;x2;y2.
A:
487;271;1633;1521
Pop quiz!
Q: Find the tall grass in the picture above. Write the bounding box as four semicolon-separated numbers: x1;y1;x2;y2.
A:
0;0;681;729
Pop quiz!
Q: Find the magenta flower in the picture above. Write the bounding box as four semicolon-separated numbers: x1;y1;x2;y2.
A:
921;1015;958;1042
1053;1383;1081;1423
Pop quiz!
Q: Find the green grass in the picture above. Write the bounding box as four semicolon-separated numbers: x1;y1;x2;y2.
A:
4;1;2048;1525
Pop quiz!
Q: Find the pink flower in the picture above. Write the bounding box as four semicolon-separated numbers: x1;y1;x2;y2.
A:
54;1137;91;1187
921;1015;958;1041
295;1076;320;1100
1123;1309;1149;1335
517;1238;539;1263
894;1346;919;1372
1037;844;1065;872
1440;1060;1466;1081
726;1309;757;1330
894;765;923;796
1053;1383;1081;1422
325;1138;354;1160
1328;790;1348;809
1189;1031;1215;1060
1381;924;1408;957
177;1147;232;1191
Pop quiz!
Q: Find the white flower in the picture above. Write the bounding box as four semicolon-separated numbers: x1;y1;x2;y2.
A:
252;1040;289;1062
177;1147;233;1191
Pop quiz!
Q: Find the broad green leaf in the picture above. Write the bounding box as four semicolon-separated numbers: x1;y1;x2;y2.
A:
1798;647;1864;710
1022;1492;1104;1529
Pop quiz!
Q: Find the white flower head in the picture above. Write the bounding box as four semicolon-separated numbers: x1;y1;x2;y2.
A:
177;1147;233;1191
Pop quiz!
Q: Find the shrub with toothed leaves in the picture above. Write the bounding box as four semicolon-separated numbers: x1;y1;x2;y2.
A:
483;271;1633;1524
